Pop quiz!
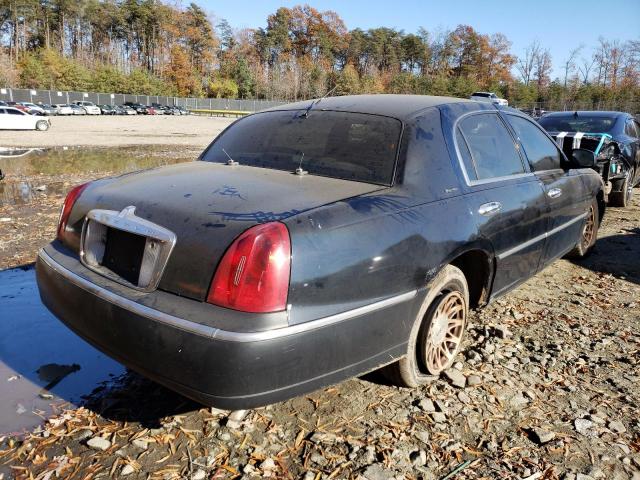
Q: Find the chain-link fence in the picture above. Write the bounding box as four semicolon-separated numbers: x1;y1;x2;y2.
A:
3;87;638;115
0;88;286;112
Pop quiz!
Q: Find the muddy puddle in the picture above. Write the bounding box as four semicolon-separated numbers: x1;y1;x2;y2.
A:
0;146;195;205
0;265;126;435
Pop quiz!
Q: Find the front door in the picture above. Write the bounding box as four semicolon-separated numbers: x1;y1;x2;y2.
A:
504;113;589;265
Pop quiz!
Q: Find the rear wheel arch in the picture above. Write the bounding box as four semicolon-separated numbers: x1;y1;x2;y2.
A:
447;247;494;309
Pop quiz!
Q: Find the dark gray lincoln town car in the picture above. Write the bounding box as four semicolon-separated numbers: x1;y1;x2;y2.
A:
36;95;605;408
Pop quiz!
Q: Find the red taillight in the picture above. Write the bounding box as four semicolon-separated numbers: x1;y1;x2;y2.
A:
57;182;90;240
207;222;291;313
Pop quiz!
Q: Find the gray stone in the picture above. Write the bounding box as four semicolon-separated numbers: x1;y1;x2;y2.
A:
210;407;228;416
415;431;430;444
431;412;446;423
457;391;471;404
227;409;248;429
229;409;248;421
608;420;626;434
575;419;594;436
243;464;257;475
226;420;243;429
74;429;93;441
495;325;512;339
418;398;435;412
364;445;377;464
310;431;341;445
444;369;466;388
576;475;595;480
466;375;482;386
120;465;135;476
531;427;556;444
310;452;328;467
87;436;111;451
191;469;206;480
131;438;149;450
362;464;395;480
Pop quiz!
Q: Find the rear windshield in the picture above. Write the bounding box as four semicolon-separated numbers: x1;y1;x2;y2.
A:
201;110;402;185
538;114;616;133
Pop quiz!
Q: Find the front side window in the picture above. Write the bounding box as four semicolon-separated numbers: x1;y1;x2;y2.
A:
8;109;23;115
625;120;639;138
506;114;562;171
201;110;402;185
458;113;524;180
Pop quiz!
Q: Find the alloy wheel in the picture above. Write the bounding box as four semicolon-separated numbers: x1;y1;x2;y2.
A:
422;291;466;374
582;205;595;248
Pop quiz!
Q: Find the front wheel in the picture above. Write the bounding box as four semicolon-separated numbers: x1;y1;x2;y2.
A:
384;265;469;387
609;170;633;207
567;199;600;258
35;120;49;131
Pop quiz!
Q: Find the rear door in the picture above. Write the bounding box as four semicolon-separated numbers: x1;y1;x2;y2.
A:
455;112;548;296
504;113;589;264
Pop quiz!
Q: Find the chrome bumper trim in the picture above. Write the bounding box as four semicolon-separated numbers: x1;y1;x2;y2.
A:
39;249;417;343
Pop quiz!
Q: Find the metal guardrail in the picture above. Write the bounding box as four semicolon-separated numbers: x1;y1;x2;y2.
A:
0;88;287;112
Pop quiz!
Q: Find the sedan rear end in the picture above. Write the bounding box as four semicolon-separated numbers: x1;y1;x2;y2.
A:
36;107;404;408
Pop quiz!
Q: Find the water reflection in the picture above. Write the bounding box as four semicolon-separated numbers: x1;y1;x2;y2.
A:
0;265;125;435
0;146;194;206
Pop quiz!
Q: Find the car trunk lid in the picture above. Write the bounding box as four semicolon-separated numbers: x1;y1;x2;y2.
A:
73;161;383;300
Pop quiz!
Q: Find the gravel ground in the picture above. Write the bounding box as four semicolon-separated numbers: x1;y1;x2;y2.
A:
0;115;234;149
0;151;638;480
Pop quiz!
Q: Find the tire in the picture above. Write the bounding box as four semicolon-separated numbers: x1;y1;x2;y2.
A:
384;265;469;387
35;120;49;131
609;170;633;207
567;198;600;258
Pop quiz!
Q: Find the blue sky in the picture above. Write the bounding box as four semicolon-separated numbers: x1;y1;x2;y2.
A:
197;0;640;79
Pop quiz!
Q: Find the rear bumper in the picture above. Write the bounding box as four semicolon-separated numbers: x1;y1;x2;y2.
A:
36;244;416;409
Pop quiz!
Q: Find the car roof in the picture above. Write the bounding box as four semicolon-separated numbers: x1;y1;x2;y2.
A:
263;94;472;120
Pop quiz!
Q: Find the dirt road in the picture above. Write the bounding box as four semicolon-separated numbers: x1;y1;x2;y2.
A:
0;147;639;479
0;115;234;149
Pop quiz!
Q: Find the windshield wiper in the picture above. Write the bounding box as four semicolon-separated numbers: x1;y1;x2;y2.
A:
222;148;238;165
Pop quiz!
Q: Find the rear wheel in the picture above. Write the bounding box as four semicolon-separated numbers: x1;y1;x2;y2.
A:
609;169;633;207
384;265;469;387
35;120;49;131
567;199;599;258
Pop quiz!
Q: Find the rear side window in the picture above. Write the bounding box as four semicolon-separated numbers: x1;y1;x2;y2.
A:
458;113;524;180
202;110;402;185
506;114;563;171
455;128;478;181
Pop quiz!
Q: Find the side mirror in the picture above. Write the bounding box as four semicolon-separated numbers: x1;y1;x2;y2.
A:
571;149;597;168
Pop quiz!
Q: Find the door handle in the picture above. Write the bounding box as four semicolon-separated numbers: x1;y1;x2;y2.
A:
478;202;502;216
548;188;562;199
